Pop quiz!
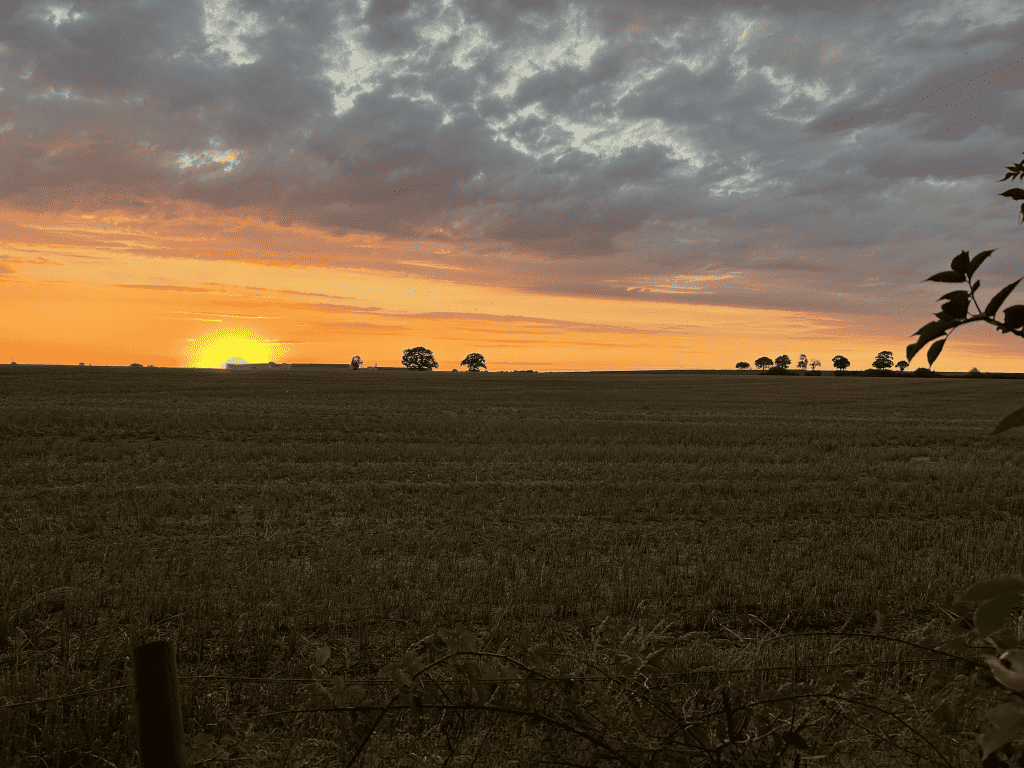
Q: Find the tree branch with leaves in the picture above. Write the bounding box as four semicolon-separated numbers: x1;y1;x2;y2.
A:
906;151;1024;435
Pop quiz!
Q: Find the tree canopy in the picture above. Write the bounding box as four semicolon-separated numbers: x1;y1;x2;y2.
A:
402;347;438;370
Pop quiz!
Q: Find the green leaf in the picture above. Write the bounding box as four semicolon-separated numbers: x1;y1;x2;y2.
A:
907;318;958;361
985;279;1024;318
402;651;424;674
975;593;1019;638
389;667;414;689
967;249;997;279
938;291;970;320
961;576;1024;602
924;270;968;283
993;405;1024;436
910;318;958;343
529;645;555;665
456;625;477;653
782;731;811;751
997;156;1024;183
926;337;947;365
979;702;1024;759
685;726;712;749
986;652;1024;693
314;646;331;668
950;250;971;275
1003;305;1024;330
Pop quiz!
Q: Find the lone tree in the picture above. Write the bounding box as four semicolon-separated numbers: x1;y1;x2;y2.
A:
832;355;851;373
774;354;791;370
810;359;822;371
754;356;774;370
461;353;487;372
402;347;438;370
871;351;894;371
735;361;750;370
895;359;909;372
351;355;362;370
797;354;809;370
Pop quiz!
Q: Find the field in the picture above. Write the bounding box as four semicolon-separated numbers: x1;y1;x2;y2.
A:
2;365;1024;766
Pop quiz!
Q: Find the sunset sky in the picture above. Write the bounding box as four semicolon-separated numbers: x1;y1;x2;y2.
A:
2;0;1024;372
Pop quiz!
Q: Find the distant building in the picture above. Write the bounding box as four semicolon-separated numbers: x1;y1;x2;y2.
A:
226;362;293;371
287;364;408;371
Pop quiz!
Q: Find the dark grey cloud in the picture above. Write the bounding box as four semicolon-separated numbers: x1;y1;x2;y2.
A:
1;0;1023;325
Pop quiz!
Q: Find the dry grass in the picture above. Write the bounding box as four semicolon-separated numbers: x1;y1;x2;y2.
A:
1;366;1021;765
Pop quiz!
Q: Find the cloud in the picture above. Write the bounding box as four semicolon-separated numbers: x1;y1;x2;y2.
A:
1;0;1023;336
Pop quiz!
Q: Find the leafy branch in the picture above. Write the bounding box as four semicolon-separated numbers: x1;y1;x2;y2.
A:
907;150;1024;435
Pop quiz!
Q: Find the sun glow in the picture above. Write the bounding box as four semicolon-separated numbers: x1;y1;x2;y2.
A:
184;328;288;368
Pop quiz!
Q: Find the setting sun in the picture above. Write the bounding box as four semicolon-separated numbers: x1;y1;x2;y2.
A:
184;328;288;369
2;2;1022;374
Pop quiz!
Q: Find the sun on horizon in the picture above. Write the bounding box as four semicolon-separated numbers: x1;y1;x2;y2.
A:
184;328;288;369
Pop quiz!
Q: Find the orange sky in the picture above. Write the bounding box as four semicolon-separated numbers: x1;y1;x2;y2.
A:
5;201;1023;372
2;1;1024;372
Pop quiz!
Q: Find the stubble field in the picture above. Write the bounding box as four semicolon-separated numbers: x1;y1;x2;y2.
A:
2;365;1023;766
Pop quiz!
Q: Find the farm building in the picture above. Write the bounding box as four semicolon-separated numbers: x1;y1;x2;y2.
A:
226;362;293;371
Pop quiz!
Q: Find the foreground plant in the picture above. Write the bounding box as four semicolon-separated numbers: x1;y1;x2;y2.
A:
909;150;1024;763
907;150;1024;435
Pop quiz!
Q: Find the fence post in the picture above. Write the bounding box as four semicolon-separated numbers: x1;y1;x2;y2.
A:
131;640;187;768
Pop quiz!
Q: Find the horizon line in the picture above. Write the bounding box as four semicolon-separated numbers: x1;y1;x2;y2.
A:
2;362;1011;374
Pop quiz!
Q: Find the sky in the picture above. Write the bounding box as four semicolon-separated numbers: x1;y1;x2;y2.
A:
1;0;1024;372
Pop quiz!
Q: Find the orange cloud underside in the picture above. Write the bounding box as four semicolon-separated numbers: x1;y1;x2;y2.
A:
2;205;1021;372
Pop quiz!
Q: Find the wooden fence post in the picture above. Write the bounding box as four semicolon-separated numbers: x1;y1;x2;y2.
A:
131;640;187;768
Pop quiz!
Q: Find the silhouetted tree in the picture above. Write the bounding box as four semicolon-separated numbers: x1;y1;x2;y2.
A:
735;361;751;370
797;354;809;370
351;355;362;370
871;351;894;371
461;353;487;372
774;355;791;370
402;347;438;370
810;359;822;371
832;355;851;373
895;360;909;372
754;356;774;370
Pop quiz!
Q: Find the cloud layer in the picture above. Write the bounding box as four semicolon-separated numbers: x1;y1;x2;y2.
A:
2;0;1024;369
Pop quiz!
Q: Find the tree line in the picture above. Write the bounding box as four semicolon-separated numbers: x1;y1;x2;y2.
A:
733;352;912;373
350;348;488;371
